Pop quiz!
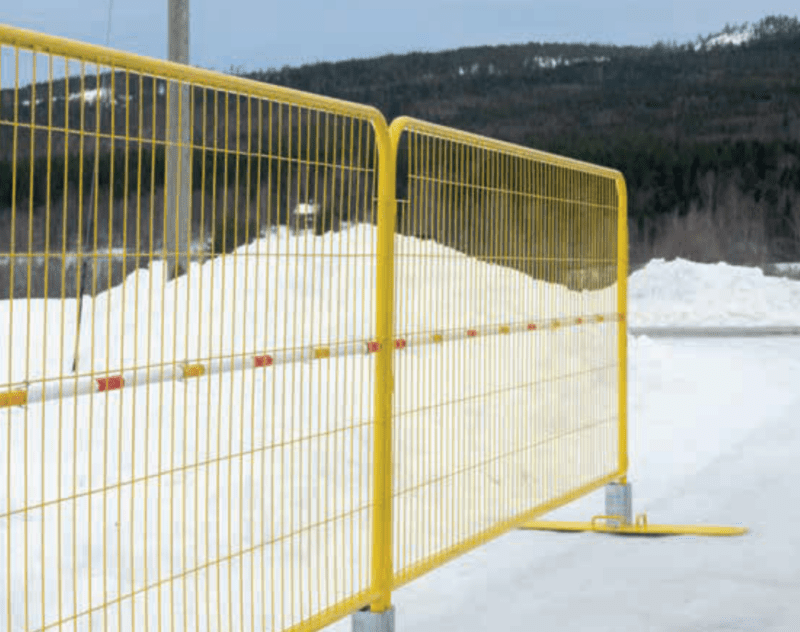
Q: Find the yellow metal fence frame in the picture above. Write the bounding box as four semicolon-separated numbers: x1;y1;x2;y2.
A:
0;23;628;632
381;117;628;596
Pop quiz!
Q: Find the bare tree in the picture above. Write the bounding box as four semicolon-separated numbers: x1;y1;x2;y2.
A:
715;182;769;265
784;189;800;260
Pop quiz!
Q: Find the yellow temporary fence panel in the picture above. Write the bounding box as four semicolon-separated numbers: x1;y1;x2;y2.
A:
385;117;627;591
0;23;390;632
0;23;628;632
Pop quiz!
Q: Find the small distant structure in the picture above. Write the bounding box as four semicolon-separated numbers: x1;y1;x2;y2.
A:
289;200;319;232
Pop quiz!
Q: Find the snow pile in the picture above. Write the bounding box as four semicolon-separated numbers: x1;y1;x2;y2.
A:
68;87;111;104
629;258;800;327
1;225;619;632
773;262;800;275
2;225;616;385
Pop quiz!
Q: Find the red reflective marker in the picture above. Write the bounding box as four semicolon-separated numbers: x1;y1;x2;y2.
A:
255;355;274;368
97;375;124;392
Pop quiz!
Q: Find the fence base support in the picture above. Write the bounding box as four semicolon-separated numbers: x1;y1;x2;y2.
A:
519;482;747;537
352;605;395;632
605;481;632;527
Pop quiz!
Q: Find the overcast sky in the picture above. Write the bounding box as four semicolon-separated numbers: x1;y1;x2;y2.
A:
2;1;798;72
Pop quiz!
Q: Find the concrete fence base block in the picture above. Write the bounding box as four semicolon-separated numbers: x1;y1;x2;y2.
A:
605;482;633;528
352;606;395;632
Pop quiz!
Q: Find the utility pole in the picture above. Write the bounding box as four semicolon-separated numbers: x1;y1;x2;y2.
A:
165;0;192;279
72;1;116;373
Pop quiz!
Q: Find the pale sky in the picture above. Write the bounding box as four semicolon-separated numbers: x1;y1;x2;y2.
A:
1;1;798;72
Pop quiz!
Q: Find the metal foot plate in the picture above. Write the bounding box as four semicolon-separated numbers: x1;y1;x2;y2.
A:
520;514;748;537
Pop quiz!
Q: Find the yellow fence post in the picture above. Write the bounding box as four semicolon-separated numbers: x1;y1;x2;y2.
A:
370;123;397;613
615;174;629;481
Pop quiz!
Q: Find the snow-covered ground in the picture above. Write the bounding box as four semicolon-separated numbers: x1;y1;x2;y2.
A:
324;256;800;632
324;334;800;632
2;232;800;631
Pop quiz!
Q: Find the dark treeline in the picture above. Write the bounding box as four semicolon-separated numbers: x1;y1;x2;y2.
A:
392;132;619;290
0;141;377;298
0;91;378;256
0;143;376;248
242;14;800;264
544;134;800;262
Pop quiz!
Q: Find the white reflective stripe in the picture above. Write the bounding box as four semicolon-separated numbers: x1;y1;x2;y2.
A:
440;330;460;343
205;355;249;376
29;374;105;405
208;357;229;376
120;369;138;387
127;365;179;388
271;348;307;365
32;379;79;404
331;341;361;358
83;378;102;395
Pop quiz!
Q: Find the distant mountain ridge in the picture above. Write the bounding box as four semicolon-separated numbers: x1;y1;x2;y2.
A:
238;15;800;266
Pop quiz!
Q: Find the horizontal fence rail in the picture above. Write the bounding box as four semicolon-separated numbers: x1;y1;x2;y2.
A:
1;313;623;409
1;24;628;632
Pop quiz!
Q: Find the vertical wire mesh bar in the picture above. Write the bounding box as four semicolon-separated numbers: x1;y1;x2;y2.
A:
24;49;34;632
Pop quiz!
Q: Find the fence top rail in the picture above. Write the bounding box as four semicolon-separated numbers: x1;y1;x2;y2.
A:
389;115;624;181
0;23;388;126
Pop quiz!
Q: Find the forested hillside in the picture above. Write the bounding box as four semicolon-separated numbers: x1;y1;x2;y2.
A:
2;14;800;299
246;15;800;264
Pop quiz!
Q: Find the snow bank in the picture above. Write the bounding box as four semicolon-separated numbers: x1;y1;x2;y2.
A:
1;225;619;632
629;258;800;327
2;225;617;385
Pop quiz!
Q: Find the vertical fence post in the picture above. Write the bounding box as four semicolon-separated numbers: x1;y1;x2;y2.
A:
370;124;397;616
615;174;629;481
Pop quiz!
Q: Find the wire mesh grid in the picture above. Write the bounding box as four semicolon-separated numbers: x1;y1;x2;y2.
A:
389;122;623;585
0;30;383;632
